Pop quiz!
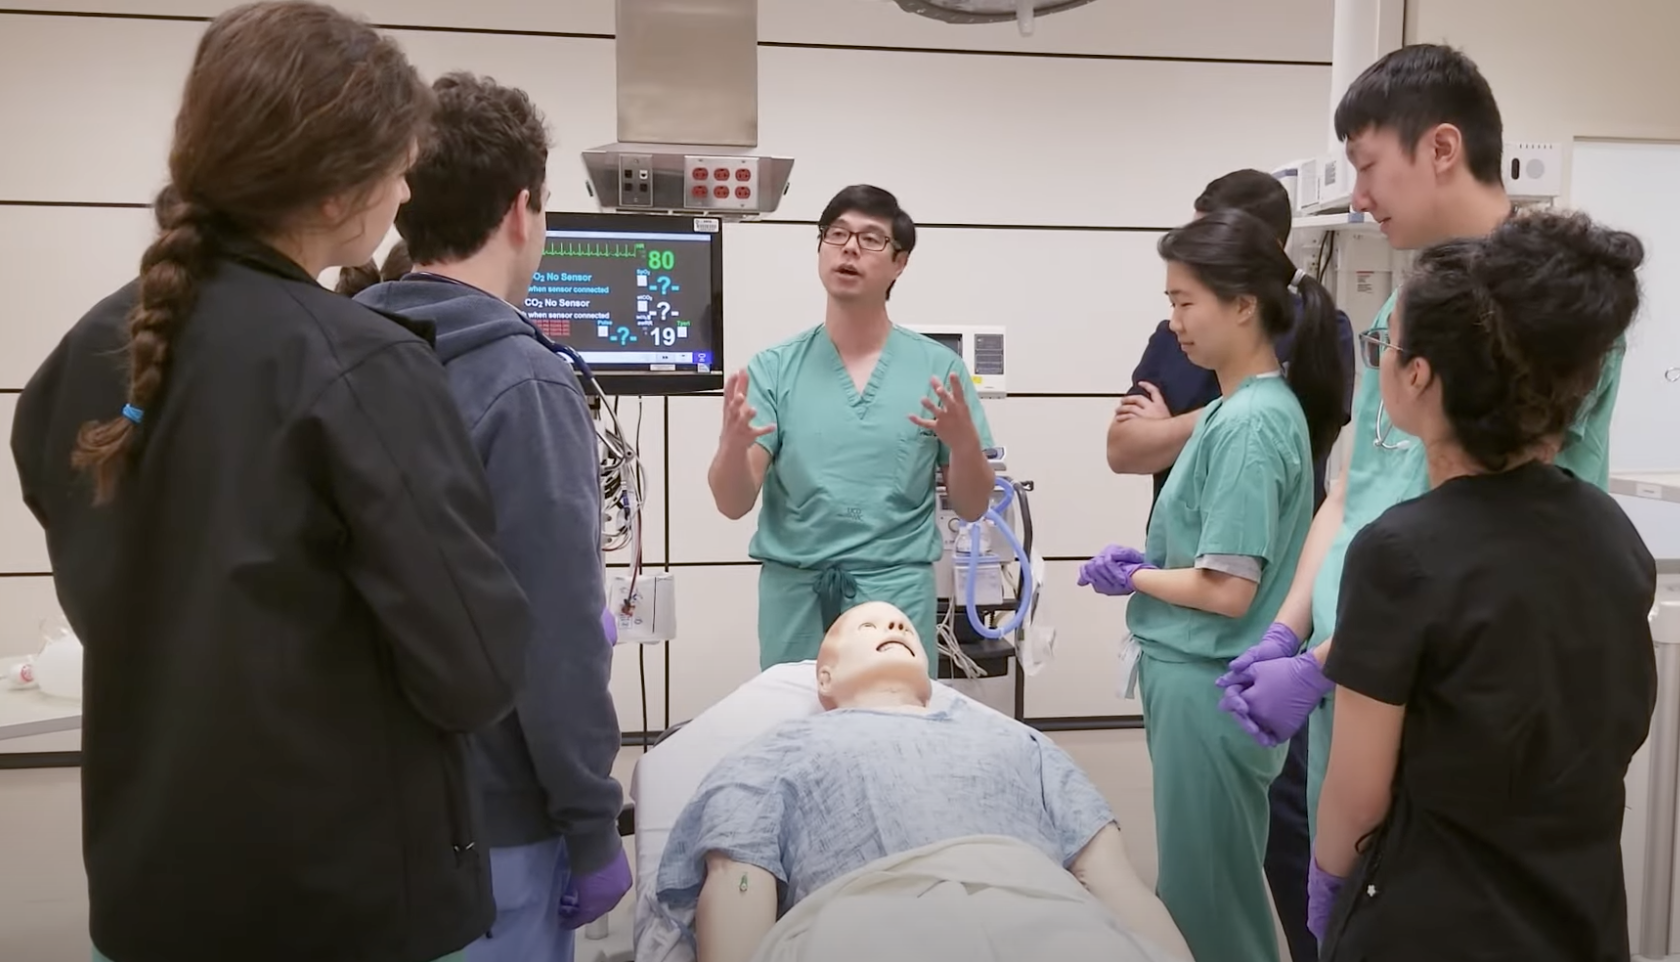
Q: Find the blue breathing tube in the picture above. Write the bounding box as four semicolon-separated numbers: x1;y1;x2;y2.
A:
960;477;1035;640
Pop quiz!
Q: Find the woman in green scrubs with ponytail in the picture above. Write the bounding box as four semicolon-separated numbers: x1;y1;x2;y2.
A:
1079;210;1349;962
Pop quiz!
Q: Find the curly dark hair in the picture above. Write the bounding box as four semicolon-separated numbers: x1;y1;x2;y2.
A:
1396;208;1644;471
395;72;550;265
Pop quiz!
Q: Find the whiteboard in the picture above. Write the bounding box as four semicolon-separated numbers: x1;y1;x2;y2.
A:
1570;141;1680;557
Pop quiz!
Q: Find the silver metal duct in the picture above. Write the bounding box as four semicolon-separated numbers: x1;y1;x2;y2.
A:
582;0;794;217
893;0;1099;34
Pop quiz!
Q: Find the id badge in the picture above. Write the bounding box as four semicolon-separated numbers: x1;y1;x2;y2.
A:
1117;633;1142;700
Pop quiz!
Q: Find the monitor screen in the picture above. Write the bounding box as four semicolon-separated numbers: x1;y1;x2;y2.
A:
525;211;725;395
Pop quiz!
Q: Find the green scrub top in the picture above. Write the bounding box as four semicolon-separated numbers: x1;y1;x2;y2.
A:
1307;291;1626;649
1126;373;1315;663
745;324;995;668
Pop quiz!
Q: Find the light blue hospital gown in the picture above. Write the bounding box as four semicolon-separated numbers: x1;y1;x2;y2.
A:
654;698;1116;917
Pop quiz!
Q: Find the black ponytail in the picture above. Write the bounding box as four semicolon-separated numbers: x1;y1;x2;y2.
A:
1157;208;1348;463
1285;271;1349;463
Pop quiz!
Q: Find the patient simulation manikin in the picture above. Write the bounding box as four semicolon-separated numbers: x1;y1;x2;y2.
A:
654;602;1189;962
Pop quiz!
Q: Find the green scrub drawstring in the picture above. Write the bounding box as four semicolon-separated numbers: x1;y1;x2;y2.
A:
814;566;859;633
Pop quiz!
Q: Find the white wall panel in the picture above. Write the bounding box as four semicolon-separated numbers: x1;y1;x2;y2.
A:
755;46;1326;226
0;575;64;660
664;395;756;565
1022;559;1140;717
719;222;1171;395
662;564;764;725
608;630;670;735
0;206;156;390
0;1;1332;61
0;15;191;204
0;15;1328;229
982;396;1151;557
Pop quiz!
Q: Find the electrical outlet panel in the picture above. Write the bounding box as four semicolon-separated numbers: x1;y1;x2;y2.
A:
609;572;676;644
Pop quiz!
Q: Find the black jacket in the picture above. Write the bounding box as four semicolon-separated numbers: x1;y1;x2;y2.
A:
10;238;531;962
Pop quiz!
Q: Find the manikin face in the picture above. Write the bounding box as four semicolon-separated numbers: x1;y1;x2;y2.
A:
817;211;907;304
1345;124;1459;251
815;601;931;710
1164;259;1257;372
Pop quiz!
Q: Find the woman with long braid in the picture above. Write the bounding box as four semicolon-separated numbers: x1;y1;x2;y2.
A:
10;4;530;961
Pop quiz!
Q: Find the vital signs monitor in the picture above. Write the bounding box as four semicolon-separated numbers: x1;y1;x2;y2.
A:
525;211;725;394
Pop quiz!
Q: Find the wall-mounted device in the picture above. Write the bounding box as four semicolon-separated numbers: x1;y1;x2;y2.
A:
907;324;1007;397
526;211;724;395
609;571;676;644
582;0;794;218
1503;141;1562;201
582;148;795;218
1309;154;1353;214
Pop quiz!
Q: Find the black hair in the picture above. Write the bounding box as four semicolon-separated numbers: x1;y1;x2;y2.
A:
335;240;413;297
817;184;916;300
1334;43;1505;187
1396;209;1643;472
396;72;550;265
1194;169;1293;247
1158;209;1347;463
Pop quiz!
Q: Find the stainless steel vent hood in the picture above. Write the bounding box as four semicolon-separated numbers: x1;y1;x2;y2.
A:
582;0;794;218
893;0;1099;35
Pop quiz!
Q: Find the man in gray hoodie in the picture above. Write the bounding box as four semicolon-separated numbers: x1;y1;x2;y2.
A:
349;72;629;962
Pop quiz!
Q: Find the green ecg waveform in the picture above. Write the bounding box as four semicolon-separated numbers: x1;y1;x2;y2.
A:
543;241;647;258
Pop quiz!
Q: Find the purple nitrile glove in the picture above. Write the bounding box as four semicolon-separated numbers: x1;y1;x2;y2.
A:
1306;858;1346;941
601;605;619;647
1077;545;1152;596
1225;650;1334;747
1217;621;1302;689
557;847;632;930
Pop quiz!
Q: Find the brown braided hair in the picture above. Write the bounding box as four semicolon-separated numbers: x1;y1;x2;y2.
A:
71;1;433;504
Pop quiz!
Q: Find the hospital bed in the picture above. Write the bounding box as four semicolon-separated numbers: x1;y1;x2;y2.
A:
622;662;998;962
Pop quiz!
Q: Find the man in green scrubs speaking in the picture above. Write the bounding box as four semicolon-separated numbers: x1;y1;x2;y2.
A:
707;184;996;673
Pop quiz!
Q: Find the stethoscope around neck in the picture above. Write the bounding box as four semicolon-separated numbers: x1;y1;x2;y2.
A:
1373;399;1413;451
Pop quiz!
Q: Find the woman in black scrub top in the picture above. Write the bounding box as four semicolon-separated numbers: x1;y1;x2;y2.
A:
1309;209;1657;962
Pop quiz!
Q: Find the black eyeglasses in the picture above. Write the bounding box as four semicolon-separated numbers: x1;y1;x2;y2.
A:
819;225;896;252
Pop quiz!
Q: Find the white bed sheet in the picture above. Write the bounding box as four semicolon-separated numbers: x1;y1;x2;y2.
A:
629;662;982;962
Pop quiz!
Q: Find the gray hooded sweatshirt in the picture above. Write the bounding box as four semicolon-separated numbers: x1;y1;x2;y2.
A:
356;276;623;874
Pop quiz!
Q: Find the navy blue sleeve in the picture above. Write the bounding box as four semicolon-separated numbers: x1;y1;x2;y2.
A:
475;372;624;875
1335;310;1356;422
1125;320;1176;398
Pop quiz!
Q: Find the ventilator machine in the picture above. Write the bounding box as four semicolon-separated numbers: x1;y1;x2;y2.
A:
913;325;1052;717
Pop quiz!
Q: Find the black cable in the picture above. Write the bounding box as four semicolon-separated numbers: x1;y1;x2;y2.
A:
637;643;649;750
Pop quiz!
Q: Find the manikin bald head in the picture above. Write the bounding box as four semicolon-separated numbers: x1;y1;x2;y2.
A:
815;601;933;711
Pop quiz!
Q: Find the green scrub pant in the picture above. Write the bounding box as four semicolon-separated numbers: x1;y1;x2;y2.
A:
1140;652;1286;962
757;560;938;675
